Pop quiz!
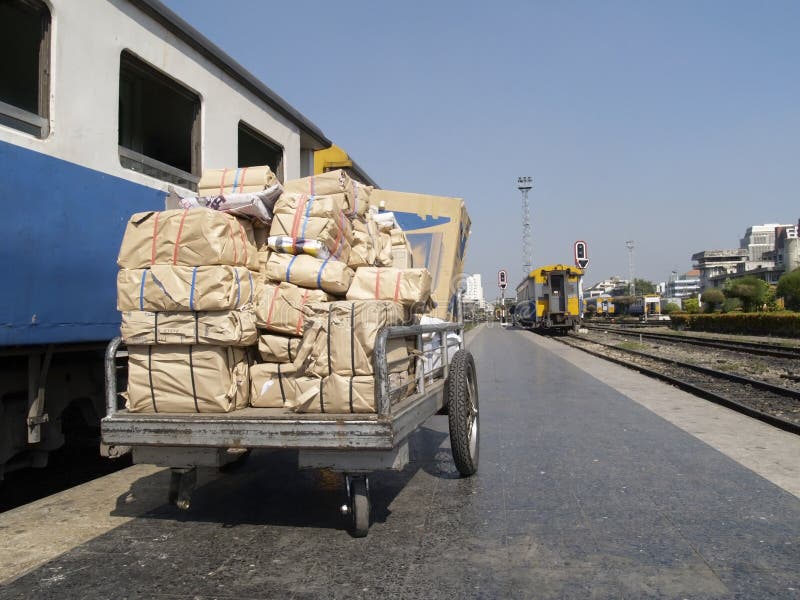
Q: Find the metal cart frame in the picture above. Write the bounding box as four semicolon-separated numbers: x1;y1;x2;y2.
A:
101;314;479;537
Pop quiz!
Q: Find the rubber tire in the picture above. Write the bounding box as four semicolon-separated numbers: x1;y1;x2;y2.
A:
350;477;370;538
446;350;479;476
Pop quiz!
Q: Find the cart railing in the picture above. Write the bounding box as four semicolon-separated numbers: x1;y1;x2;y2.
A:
373;321;464;417
106;293;467;419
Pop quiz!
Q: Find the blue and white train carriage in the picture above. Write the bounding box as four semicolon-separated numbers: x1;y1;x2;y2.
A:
0;0;337;478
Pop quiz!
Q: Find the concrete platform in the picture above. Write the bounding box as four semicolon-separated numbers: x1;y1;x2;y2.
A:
1;324;798;599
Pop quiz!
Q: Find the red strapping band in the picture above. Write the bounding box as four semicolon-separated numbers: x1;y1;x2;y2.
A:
394;271;401;302
219;168;228;196
296;290;310;335
265;287;280;327
172;209;189;265
150;212;161;265
290;195;308;252
238;167;248;193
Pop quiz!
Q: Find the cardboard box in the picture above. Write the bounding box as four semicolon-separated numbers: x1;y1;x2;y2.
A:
370;190;470;320
120;309;257;346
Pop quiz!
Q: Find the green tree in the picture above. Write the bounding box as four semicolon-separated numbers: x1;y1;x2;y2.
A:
722;297;742;313
700;288;725;313
662;302;681;314
776;268;800;311
633;279;656;294
723;276;769;312
683;298;700;313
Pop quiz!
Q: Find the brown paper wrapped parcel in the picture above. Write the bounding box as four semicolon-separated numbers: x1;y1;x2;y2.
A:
249;363;320;409
282;169;371;218
293;372;411;414
255;282;330;336
126;345;250;413
346;267;432;308
118;208;259;271
117;265;257;312
294;301;410;377
274;193;350;221
265;252;354;296
258;333;303;363
199;165;278;196
120;309;257;346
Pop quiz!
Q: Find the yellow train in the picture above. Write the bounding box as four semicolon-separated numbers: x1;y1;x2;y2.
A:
314;144;378;187
585;295;616;317
513;264;584;333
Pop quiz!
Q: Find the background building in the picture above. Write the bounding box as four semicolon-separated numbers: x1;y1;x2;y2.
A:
463;274;486;309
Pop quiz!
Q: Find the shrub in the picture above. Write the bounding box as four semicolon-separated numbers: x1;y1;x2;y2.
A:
724;276;769;312
662;302;681;314
701;288;725;312
683;298;700;313
776;268;800;311
669;312;800;336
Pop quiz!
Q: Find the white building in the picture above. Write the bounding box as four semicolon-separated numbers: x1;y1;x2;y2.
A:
464;274;486;309
740;223;791;263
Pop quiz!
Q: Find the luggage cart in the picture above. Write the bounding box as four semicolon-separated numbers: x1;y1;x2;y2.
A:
101;319;479;537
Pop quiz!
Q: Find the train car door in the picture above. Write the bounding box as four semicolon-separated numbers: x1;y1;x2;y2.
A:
549;273;566;312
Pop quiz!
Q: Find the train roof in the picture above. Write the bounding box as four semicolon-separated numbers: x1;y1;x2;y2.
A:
131;0;331;151
527;264;585;277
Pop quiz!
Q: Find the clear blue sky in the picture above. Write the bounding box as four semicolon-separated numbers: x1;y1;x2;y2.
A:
163;0;800;295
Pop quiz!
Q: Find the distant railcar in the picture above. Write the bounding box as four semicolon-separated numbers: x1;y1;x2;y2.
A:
586;295;616;317
513;265;584;333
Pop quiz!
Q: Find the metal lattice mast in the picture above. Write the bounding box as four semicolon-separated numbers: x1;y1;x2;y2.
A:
518;177;533;276
626;240;635;296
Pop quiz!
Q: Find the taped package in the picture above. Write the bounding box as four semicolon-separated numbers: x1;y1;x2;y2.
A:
199;166;279;196
118;209;259;271
170;188;279;224
390;229;413;269
126;345;250;413
120;309;257;346
258;333;303;363
293;372;411;414
294;301;409;377
281;170;371;218
249;363;325;409
418;315;462;378
117;265;257;312
255;282;330;336
274;193;349;220
265;252;354;296
346;267;432;308
269;213;351;262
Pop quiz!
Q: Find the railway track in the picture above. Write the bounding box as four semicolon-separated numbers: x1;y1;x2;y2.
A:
559;335;800;435
584;324;800;360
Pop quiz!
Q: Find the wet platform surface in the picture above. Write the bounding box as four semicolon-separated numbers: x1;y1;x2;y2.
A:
1;324;799;599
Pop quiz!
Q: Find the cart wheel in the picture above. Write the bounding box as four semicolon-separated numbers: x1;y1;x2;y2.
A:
447;350;479;476
350;475;370;538
168;467;196;511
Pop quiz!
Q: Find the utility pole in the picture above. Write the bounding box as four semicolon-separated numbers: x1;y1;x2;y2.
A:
518;177;533;276
626;240;635;297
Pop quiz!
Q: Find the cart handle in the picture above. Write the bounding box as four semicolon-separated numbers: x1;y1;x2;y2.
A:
105;336;124;417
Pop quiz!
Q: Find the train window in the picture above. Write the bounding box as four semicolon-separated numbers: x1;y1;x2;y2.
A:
238;121;284;182
118;51;201;190
0;0;51;138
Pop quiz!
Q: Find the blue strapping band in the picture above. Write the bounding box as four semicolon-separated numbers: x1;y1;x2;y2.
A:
286;255;298;283
300;195;314;239
139;270;147;310
316;257;331;289
230;168;240;193
234;268;241;308
247;271;254;304
189;266;199;310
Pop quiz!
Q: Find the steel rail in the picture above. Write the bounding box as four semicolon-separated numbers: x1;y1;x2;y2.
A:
558;336;800;436
585;325;800;359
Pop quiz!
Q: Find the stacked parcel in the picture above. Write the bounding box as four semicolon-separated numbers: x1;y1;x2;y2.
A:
251;170;434;414
116;172;273;412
